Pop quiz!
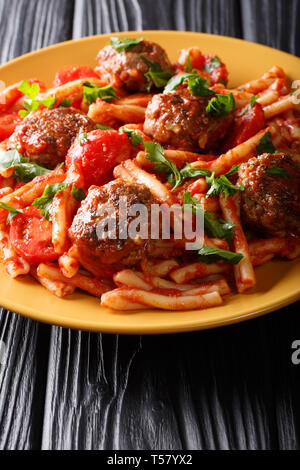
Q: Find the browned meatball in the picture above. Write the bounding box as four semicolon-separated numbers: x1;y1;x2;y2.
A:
143;88;233;152
69;180;156;276
238;153;300;237
96;40;173;92
7;107;96;168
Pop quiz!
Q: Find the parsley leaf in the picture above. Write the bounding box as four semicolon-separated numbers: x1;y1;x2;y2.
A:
196;245;243;265
185;54;193;72
206;166;244;199
237;94;260;117
256;131;276;155
187;75;214;97
32;183;69;221
58;98;72;108
206;93;235;116
77;132;89;146
203;56;221;74
96;123;112;130
18;80;56;118
109;36;144;52
83;81;117;104
180;164;211;179
164;72;213;97
0;201;23;224
183;191;235;243
144;141;182;191
121;127;143;147
71;185;86;202
141;56;172;91
265;165;290;179
0;149;51;182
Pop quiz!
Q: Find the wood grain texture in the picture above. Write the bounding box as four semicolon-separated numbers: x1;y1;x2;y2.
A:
0;0;300;451
241;0;300;56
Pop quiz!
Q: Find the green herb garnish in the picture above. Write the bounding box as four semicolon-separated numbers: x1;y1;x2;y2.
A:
183;191;235;243
18;80;56;118
121;127;143;147
144;141;182;191
203;56;221;74
109;36;144;52
71;185;86;202
141;56;172;91
164;72;213;97
256;131;276;155
96;123;112;130
77;132;89;146
196;245;243;265
265;165;290;179
58;98;72;108
206;93;235;116
0;202;23;224
83;81;117;104
0;149;51;182
32;183;69;221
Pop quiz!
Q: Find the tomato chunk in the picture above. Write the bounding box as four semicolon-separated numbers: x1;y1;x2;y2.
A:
0;112;21;141
66;129;132;188
53;65;99;87
223;103;266;151
10;206;58;264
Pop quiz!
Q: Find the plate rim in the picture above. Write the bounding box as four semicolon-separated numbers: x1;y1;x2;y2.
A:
0;30;300;333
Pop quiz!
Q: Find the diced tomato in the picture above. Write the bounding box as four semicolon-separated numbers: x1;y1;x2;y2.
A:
0;112;21;141
223;103;266;151
53;65;99;87
10;206;58;264
66;129;132;188
203;54;228;85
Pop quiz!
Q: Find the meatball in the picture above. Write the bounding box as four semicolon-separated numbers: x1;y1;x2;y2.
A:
143;88;232;152
96;40;173;92
7;107;96;168
238;153;300;237
69;180;157;276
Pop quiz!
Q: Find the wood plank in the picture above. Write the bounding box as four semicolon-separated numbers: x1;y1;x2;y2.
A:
241;0;300;56
0;0;74;450
72;0;242;38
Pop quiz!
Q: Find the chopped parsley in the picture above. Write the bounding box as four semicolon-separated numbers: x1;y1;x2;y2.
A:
204;56;221;74
185;54;193;72
256;131;276;155
32;183;69;221
121;127;143;147
96;123;112;130
144;141;182;191
71;185;86;201
195;245;243;265
206;93;236;116
265;165;290;179
83;81;117;104
77;132;89;146
180;165;211;179
0;202;23;224
183;191;235;243
109;36;144;52
18;80;56;118
164;72;213;96
141;56;172;91
237;94;260;117
58;98;72;108
0;149;51;182
206;165;244;199
178;163;243;198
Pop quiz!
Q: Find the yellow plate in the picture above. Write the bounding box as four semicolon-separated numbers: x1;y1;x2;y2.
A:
0;31;300;334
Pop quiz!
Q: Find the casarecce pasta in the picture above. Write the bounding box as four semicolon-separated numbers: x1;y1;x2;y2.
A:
0;37;299;312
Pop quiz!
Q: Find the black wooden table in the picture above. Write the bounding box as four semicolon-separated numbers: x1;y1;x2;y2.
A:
0;0;300;451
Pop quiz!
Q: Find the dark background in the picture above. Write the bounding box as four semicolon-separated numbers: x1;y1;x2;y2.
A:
0;0;300;450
